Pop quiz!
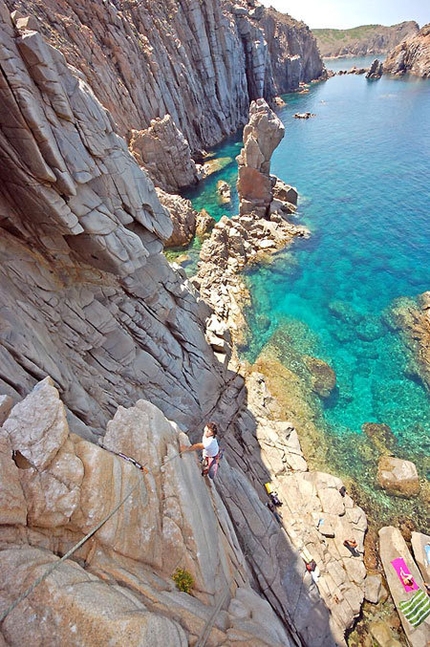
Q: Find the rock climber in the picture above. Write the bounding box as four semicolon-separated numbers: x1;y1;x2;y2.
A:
180;421;219;476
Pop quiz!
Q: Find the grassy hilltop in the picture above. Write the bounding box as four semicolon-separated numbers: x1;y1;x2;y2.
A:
313;22;419;58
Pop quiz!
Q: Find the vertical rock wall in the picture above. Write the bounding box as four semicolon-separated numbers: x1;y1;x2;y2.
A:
0;3;227;436
5;0;324;153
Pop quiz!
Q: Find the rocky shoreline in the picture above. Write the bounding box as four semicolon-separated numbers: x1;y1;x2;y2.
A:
189;99;430;644
0;1;429;644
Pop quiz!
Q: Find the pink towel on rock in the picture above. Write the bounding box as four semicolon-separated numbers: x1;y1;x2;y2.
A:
391;557;419;592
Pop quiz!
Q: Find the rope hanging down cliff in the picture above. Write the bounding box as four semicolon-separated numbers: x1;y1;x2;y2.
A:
0;447;181;625
0;370;243;625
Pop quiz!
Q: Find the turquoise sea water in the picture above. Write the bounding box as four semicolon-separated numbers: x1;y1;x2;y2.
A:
185;62;430;525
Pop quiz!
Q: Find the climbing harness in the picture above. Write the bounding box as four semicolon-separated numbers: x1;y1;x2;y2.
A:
201;448;224;479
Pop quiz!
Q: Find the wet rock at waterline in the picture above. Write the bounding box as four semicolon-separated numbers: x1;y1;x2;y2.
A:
377;456;421;498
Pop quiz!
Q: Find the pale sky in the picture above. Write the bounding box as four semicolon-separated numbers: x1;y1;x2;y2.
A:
258;0;428;29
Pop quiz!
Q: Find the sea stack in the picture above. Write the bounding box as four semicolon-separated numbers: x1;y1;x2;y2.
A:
236;98;285;218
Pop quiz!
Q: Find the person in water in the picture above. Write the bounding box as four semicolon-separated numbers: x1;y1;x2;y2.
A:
180;422;219;475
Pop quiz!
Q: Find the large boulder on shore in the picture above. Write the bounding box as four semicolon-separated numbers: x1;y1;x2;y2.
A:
156;189;198;248
377;456;421;497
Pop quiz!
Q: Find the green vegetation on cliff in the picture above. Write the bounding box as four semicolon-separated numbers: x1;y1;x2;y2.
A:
313;21;419;58
314;24;380;43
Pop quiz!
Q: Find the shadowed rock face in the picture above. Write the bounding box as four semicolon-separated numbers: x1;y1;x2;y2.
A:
0;3;227;436
4;0;324;156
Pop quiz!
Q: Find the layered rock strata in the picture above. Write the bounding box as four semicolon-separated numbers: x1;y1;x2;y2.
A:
0;378;294;646
0;3;227;436
5;0;324;159
384;23;430;78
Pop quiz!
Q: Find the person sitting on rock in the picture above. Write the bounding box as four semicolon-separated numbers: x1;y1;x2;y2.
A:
180;422;219;476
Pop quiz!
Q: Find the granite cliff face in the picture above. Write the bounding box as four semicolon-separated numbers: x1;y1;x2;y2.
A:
0;2;227;438
383;23;430;78
314;22;419;59
4;0;324;172
0;2;373;645
0;378;293;646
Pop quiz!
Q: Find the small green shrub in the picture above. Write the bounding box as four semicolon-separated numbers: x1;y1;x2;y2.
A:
172;567;195;594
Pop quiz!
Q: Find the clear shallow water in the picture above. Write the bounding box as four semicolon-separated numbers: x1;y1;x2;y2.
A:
185;66;430;521
246;72;430;450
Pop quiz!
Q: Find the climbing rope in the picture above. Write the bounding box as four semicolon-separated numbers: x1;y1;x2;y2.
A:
195;574;235;647
0;368;244;626
0;447;185;625
0;477;141;624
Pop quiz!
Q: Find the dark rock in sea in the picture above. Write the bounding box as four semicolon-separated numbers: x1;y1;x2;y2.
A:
365;59;383;79
328;300;362;325
355;317;384;341
303;355;336;398
294;112;315;119
362;422;397;455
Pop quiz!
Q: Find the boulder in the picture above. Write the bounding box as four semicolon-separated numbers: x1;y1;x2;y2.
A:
217;180;231;204
2;377;69;471
377;456;421;497
364;574;388;604
369;620;402;647
411;531;430;582
272;178;298;208
303;356;336;398
195;209;215;240
365;59;383;79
